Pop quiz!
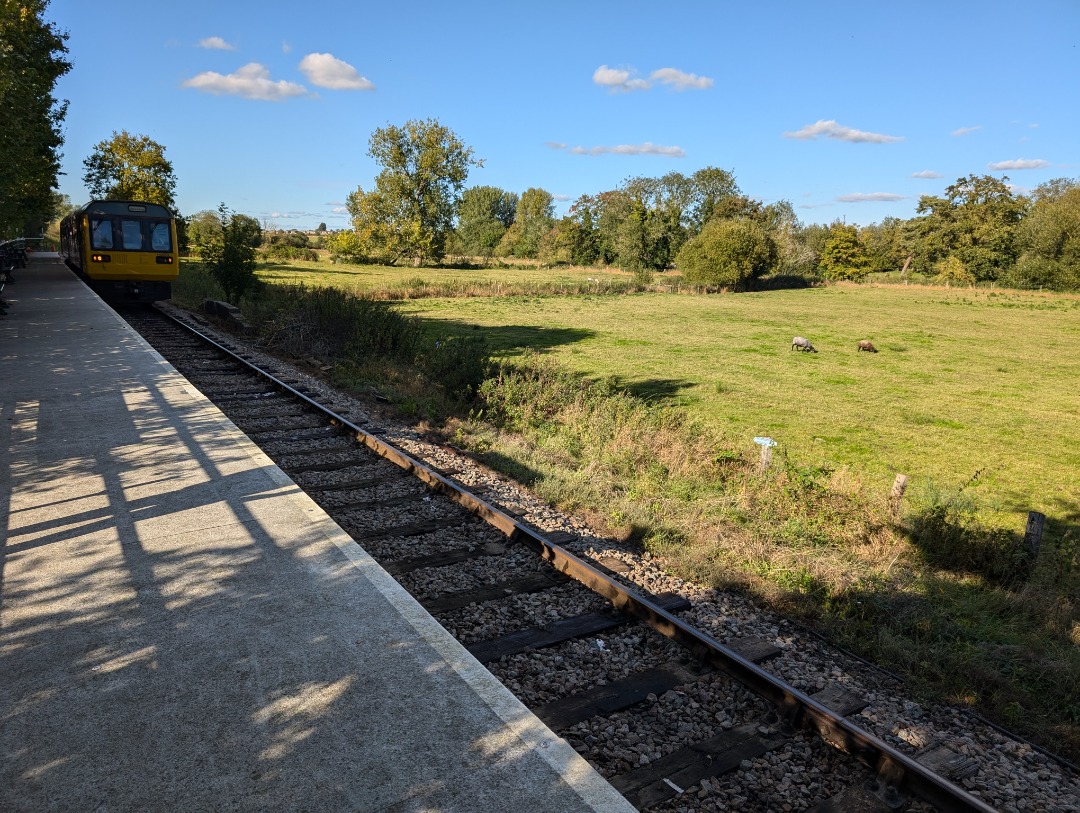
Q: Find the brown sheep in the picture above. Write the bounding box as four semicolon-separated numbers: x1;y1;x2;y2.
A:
857;340;878;353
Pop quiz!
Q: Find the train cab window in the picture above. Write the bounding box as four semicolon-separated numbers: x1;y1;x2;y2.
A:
121;220;144;250
91;218;113;249
150;222;171;251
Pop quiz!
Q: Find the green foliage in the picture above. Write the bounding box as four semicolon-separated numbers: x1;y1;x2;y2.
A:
456;185;517;256
496;187;554;259
819;221;871;281
421;334;491;398
933;255;975;286
911;174;1024;282
347;118;481;266
0;0;70;236
201;203;259;304
247;284;422;363
82;130;178;209
325;229;369;263
675;217;777;290
906;478;1029;584
1007;180;1080;291
186;209;221;256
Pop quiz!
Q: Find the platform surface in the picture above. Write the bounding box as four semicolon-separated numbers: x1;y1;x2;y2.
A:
0;257;636;812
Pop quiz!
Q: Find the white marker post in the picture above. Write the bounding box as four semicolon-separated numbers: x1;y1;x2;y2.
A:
753;436;777;472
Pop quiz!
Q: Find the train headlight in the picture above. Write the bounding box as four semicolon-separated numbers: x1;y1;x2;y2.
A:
155;256;174;264
91;253;111;262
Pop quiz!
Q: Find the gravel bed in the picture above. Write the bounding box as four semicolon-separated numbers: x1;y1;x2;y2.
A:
334;495;471;530
312;479;430;508
292;461;400;488
157;302;1080;813
437;580;612;644
566;673;771;776
231;414;331;432
275;448;383;471
258;435;356;456
360;523;502;562
396;547;551;601
488;629;688;706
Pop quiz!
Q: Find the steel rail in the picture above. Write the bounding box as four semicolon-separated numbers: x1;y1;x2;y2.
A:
158;309;999;813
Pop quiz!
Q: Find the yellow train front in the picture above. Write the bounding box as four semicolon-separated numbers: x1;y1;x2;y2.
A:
60;200;179;302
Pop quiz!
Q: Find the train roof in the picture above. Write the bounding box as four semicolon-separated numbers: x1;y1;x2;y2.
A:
76;200;174;218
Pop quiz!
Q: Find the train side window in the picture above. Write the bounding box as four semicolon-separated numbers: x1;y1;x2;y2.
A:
150;222;171;251
121;220;144;250
91;218;113;249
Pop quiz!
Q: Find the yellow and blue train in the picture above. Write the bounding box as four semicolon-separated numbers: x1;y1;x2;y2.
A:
60;200;179;302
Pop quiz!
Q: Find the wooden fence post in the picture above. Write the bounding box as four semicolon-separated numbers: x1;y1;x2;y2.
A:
891;474;909;513
1024;511;1045;561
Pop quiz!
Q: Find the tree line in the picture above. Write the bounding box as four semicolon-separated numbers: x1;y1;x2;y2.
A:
0;0;69;238
330;119;1079;292
39;112;1080;295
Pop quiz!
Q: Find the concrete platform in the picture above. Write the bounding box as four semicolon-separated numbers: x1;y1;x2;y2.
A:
0;257;636;812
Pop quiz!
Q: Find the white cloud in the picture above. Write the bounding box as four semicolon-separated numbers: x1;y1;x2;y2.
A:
198;36;235;51
649;67;713;91
951;125;982;137
987;158;1050;170
836;192;906;203
911;170;943;179
783;119;903;144
299;53;374;91
550;141;686;157
182;63;310;101
592;65;650;92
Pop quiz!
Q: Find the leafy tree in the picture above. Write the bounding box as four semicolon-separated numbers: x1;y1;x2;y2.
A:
497;187;554;259
860;216;911;273
1008;178;1080;290
186;209;222;255
819;222;871;281
202;203;259;304
0;0;71;236
933;255;975;286
82;130;177;209
910;174;1024;282
326;229;368;263
457;185;517;256
231;213;262;248
316;222;327;232
676;218;777;291
687;167;743;233
347;118;480;266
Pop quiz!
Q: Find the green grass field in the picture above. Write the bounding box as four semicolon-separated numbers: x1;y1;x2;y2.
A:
396;285;1080;533
178;257;1080;755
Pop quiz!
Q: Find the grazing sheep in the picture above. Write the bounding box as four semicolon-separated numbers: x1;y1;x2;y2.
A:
792;336;817;353
857;340;878;353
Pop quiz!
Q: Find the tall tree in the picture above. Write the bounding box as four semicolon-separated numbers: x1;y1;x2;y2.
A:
202;203;258;304
0;0;70;236
347;118;480;266
819;221;871;281
456;185;517;256
1010;178;1080;290
676;218;777;291
497;187;553;259
911;174;1024;282
82;131;178;209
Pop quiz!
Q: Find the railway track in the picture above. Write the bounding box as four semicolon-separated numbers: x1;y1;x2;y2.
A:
121;304;1041;813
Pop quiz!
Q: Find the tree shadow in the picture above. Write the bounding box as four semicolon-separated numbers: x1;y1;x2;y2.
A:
618;377;698;403
411;317;596;354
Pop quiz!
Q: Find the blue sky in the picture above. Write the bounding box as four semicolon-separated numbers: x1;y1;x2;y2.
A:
50;0;1078;230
